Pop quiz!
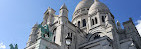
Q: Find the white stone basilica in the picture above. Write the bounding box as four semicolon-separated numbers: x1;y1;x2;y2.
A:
25;0;141;49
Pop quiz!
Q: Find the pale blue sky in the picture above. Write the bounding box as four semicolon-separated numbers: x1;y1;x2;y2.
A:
0;0;141;49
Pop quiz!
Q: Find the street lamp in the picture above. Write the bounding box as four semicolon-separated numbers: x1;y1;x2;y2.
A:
65;36;72;49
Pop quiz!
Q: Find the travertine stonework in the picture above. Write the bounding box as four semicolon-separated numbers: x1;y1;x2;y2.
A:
25;0;141;49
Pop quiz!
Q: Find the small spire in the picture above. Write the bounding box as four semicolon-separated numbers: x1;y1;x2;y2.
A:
33;22;38;27
48;7;51;9
60;3;68;10
36;22;38;25
129;17;132;21
95;0;99;2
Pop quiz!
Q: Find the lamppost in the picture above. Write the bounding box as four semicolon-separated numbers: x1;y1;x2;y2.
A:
65;36;72;49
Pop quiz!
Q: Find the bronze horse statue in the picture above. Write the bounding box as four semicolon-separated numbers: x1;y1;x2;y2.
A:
9;44;18;49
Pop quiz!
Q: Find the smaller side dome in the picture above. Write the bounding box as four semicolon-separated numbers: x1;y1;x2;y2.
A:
89;0;109;15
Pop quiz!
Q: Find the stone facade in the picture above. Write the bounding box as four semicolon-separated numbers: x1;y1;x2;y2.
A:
25;0;141;49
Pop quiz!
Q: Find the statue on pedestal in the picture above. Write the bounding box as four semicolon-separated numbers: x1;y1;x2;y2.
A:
9;44;18;49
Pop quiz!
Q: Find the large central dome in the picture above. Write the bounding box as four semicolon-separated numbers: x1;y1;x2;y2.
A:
72;0;94;21
74;0;94;12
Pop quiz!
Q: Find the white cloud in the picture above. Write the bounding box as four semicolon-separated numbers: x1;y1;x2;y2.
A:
0;42;6;49
136;20;141;36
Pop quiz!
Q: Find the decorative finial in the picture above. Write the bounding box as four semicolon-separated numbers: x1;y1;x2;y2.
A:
116;20;121;27
116;20;122;29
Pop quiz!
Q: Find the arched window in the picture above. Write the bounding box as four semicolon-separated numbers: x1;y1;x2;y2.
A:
94;34;100;39
53;28;56;42
83;19;86;27
67;33;70;36
78;21;80;27
53;28;56;34
92;19;94;25
54;36;56;42
71;33;72;37
94;32;101;39
102;16;105;22
47;32;49;37
95;17;98;24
